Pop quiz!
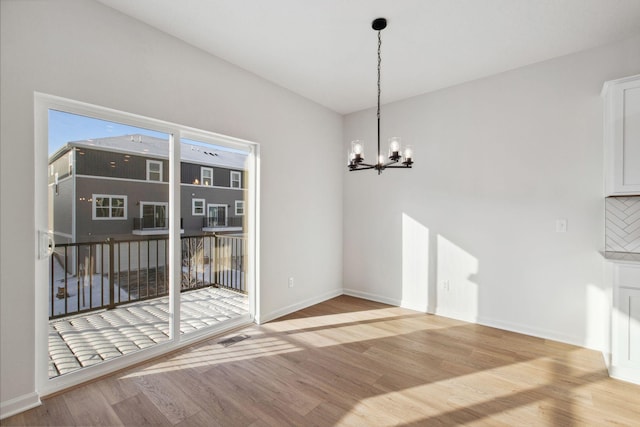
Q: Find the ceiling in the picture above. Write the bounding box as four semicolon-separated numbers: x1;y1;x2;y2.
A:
98;0;640;114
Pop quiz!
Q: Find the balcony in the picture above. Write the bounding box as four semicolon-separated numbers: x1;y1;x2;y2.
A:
48;234;248;378
132;216;184;235
202;216;243;232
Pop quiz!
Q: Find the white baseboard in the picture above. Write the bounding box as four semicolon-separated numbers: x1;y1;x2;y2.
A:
399;299;428;313
0;392;41;420
257;288;343;324
475;314;593;350
342;288;401;307
608;365;640;385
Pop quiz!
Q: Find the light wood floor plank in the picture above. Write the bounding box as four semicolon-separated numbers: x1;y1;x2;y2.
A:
3;295;639;426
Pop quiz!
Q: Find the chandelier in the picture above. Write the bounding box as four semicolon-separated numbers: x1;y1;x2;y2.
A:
348;18;414;175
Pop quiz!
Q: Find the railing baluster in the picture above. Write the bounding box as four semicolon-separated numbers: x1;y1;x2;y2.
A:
64;245;68;316
108;238;115;310
76;245;80;311
155;239;159;297
89;243;93;310
127;241;131;302
137;241;141;301
50;251;54;317
146;239;150;298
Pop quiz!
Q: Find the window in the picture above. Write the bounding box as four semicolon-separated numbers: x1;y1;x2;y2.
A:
93;194;127;220
147;159;163;182
201;167;213;186
68;151;73;175
231;171;242;188
235;200;245;216
140;202;167;229
207;204;227;227
192;198;205;216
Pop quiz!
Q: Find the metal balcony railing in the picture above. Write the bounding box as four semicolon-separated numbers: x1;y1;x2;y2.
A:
202;216;243;228
48;234;246;320
133;217;183;230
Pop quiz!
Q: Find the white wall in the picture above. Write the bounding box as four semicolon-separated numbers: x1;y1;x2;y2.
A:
344;34;640;350
0;0;343;412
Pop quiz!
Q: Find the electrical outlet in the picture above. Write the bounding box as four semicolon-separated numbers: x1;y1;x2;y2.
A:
556;219;568;233
443;280;450;291
288;277;294;288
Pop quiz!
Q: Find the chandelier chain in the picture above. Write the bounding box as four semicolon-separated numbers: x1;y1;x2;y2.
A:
377;30;381;121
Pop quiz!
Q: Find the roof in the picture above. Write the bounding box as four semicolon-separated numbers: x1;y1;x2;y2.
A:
55;134;248;170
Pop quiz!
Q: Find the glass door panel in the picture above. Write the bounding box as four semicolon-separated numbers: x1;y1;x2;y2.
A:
47;109;171;378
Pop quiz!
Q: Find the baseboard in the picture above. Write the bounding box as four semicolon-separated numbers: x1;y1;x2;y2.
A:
257;288;343;324
475;314;593;350
342;288;401;307
340;291;601;352
399;299;429;313
0;392;41;420
608;365;640;385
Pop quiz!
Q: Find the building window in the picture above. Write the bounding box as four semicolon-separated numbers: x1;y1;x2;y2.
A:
192;198;205;216
235;200;245;216
93;194;127;220
140;202;167;229
206;204;227;227
201;167;213;186
68;151;73;175
147;159;163;182
231;171;242;188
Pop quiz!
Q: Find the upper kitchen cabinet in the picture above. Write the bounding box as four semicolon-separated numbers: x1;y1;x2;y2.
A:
603;74;640;196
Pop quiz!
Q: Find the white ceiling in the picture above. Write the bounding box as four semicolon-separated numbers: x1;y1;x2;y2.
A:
98;0;640;114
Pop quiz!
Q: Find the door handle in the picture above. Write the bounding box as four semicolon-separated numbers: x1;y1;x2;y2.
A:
39;230;55;259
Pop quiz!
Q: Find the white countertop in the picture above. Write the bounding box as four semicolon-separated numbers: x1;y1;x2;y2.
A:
604;251;640;264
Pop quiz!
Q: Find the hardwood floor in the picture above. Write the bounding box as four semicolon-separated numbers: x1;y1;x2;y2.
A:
3;295;639;426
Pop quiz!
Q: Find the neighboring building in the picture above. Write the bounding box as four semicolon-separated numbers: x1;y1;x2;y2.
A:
48;134;247;243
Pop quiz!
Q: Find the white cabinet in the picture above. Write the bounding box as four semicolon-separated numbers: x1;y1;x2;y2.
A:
603;74;640;196
611;262;640;384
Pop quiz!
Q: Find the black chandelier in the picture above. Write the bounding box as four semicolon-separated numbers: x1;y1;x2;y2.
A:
348;17;414;175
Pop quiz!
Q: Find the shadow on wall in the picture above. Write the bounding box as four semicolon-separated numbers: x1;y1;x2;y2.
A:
401;213;479;322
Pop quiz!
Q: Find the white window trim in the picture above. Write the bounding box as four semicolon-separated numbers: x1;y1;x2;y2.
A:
146;159;163;182
192;198;205;216
92;194;128;220
235;200;245;216
201;167;213;186
231;171;242;188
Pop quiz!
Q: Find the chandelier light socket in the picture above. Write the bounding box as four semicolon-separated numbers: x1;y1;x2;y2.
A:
351;140;364;159
403;145;414;165
388;137;401;161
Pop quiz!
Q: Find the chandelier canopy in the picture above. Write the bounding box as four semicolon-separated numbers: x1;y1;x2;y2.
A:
348;18;414;175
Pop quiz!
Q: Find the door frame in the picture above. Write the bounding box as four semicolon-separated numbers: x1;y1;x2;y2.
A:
34;92;260;397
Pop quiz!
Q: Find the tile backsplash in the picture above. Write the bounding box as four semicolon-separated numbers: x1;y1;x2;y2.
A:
606;196;640;253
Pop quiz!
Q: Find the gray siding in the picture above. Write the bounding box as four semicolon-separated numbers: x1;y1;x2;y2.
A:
181;186;246;234
181;162;245;188
76;148;168;182
49;149;72;184
75;177;168;241
52;178;73;237
73;177;244;241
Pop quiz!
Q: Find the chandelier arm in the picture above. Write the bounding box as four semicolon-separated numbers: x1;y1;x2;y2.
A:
350;165;377;171
357;162;377;168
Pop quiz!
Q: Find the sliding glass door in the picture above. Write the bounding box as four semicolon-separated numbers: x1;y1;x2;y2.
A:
35;94;258;394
